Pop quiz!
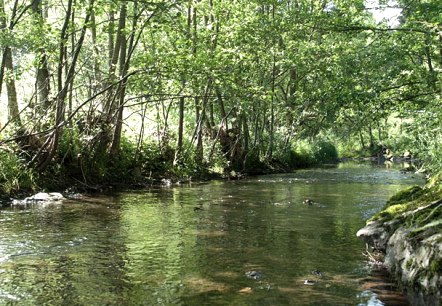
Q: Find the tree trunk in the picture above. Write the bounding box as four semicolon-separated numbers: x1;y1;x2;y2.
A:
0;0;20;125
174;96;185;165
267;58;276;160
359;131;366;150
3;47;20;125
0;0;7;94
215;86;228;131
90;8;101;92
104;3;126;115
109;4;127;154
266;4;276;160
368;125;374;148
109;5;127;156
108;10;115;72
32;0;50;113
195;97;204;164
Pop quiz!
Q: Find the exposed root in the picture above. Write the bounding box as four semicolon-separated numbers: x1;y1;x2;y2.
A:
363;244;385;267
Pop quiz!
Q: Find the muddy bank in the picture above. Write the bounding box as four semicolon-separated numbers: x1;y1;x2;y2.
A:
357;185;442;306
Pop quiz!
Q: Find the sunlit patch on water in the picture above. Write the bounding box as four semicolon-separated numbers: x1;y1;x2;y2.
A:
184;276;230;293
358;290;385;306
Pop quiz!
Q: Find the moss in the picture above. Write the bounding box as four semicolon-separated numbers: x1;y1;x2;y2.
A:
406;259;414;270
386;204;408;218
427;172;442;188
387;185;424;206
370;203;410;221
429;259;442;274
370;183;442;224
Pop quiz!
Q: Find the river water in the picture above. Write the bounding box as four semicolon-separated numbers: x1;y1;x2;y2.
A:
0;162;424;305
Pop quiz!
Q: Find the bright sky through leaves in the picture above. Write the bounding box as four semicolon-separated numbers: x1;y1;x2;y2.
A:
366;0;402;26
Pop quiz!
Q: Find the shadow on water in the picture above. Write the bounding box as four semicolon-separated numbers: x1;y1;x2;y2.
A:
0;162;424;305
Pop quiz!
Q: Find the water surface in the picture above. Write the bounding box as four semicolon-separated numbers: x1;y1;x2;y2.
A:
0;162;424;305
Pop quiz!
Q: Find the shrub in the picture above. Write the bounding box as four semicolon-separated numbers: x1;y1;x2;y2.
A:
0;147;36;194
311;140;338;163
292;139;338;166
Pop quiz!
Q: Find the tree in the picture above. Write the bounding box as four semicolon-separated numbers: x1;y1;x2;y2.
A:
0;0;21;125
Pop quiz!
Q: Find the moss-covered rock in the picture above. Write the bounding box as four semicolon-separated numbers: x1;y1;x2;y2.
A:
387;185;424;205
358;183;442;306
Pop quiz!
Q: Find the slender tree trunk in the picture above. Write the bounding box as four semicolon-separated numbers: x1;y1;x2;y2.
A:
90;8;101;92
3;47;20;124
35;54;50;111
109;7;127;156
32;0;50;113
195;97;204;164
215;86;228;131
0;0;8;94
174;95;185;165
67;6;76;118
174;1;193;165
108;11;115;72
104;3;126;116
266;4;276;160
242;112;250;169
0;0;20;125
359;131;366;150
267;58;276;160
109;5;128;153
111;0;146;155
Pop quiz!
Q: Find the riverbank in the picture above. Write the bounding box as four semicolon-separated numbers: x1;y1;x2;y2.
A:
0;160;307;207
357;180;442;306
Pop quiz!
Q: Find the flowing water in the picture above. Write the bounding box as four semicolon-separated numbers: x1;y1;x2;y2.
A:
0;162;424;305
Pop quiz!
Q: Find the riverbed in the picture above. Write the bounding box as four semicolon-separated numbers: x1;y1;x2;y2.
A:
0;162;424;305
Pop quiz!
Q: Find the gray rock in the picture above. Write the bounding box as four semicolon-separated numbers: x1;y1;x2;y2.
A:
358;219;441;306
356;221;390;251
245;270;264;280
12;192;65;205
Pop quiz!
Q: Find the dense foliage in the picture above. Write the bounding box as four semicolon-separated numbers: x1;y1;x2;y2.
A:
0;0;440;192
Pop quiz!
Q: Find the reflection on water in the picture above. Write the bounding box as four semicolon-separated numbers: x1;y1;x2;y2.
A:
0;162;423;305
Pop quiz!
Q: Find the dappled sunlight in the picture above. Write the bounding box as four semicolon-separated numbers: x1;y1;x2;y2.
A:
184;276;230;293
196;230;228;238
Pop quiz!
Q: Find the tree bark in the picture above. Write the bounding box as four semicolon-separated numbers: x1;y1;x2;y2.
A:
90;8;101;92
3;47;20;125
0;0;20;125
104;3;126;115
32;0;50;113
109;3;128;156
174;96;185;165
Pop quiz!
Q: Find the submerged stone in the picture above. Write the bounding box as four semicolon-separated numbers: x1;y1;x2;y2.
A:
245;270;264;280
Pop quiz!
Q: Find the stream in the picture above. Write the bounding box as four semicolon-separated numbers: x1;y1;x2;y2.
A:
0;162;424;305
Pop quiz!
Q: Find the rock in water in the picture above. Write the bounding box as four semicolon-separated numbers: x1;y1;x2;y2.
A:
12;192;65;205
303;279;316;285
245;271;264;280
